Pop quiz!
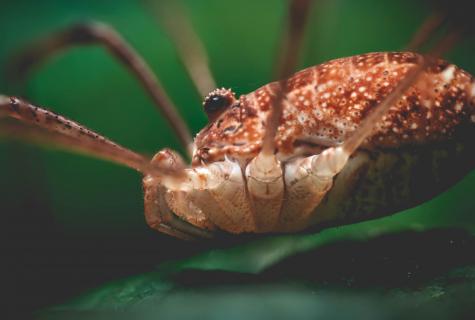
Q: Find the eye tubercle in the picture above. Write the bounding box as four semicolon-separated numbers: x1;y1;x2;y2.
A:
202;88;236;122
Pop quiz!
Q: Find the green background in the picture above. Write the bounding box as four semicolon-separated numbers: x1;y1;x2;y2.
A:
1;0;474;317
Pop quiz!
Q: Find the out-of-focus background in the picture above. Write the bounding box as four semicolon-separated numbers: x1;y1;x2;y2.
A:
0;0;474;317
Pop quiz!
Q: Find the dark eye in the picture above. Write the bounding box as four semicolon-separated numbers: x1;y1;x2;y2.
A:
202;88;236;121
204;94;230;114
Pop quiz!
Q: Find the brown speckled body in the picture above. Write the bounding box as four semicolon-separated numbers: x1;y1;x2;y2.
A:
6;19;475;239
194;52;475;165
188;51;475;234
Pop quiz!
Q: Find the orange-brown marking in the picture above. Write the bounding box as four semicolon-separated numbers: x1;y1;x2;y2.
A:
193;52;475;165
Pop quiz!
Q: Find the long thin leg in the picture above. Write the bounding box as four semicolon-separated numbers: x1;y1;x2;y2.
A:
0;95;178;177
7;22;194;156
282;3;462;169
262;0;314;155
273;0;314;79
406;11;447;51
0;95;213;238
0;120;149;169
278;29;461;231
342;32;460;156
145;0;217;98
245;0;314;232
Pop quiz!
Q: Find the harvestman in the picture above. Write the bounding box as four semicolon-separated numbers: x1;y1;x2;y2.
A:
1;1;474;239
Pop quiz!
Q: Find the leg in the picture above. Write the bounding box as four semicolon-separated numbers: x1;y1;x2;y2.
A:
274;0;314;78
277;25;462;231
0;95;208;238
145;0;217;98
278;67;439;230
245;0;313;232
262;0;313;154
406;11;446;51
7;22;193;155
0;95;162;174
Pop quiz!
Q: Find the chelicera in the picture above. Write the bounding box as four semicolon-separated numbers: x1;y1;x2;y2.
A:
1;1;474;239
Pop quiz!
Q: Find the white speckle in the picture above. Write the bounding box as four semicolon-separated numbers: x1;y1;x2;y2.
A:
350;92;357;98
441;65;455;83
298;114;308;123
323;92;331;99
411;123;418;129
454;102;463;112
358;86;366;92
303;100;310;107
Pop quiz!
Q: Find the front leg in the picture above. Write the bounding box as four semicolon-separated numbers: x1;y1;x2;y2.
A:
8;21;193;155
0;95;156;174
0;95;208;239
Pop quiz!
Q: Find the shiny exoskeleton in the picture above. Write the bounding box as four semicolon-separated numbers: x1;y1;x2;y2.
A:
2;36;475;239
141;52;475;237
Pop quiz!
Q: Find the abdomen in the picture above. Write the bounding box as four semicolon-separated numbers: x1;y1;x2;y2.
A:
256;52;475;156
308;127;475;229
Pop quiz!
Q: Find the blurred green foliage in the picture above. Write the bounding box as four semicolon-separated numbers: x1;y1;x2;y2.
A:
0;0;474;317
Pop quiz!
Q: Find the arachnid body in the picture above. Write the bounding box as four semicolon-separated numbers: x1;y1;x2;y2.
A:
145;52;475;237
1;2;474;239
